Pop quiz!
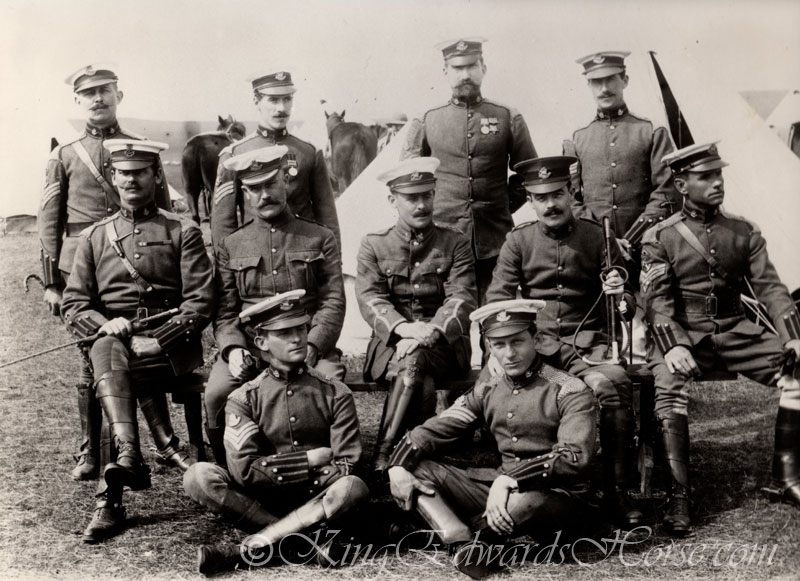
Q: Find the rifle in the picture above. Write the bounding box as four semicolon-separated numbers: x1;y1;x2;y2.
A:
0;309;179;369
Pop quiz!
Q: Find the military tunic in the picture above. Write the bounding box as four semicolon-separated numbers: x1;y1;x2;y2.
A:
641;201;800;416
61;204;215;376
355;221;477;381
39;123;171;286
486;217;635;408
565;106;680;246
390;360;596;524
401;97;536;261
211;127;340;249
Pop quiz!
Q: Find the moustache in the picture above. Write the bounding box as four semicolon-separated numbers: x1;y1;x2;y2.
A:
543;209;563;217
90;105;108;110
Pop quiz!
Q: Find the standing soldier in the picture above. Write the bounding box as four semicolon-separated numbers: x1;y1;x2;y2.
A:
39;64;171;481
206;146;345;466
564;51;680;252
356;157;477;472
184;291;368;576
401;38;536;303
61;139;215;542
388;299;597;579
486;156;642;527
641;142;800;536
211;70;340;249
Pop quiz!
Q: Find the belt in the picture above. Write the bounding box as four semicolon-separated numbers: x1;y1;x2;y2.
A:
66;222;95;236
679;294;742;318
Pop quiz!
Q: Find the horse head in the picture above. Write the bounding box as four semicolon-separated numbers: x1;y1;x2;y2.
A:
325;110;346;136
217;114;246;142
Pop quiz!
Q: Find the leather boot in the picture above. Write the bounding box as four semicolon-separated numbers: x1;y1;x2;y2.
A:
769;407;800;507
71;383;101;480
246;497;327;550
139;391;195;471
82;498;126;544
205;425;228;469
96;372;150;491
197;543;247;576
452;540;494;580
372;375;412;473
600;407;644;527
658;413;691;536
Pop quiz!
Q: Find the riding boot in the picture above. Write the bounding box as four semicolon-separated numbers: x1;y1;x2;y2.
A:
600;407;644;527
205;425;228;469
139;390;195;471
83;487;125;544
658;413;691;536
71;382;101;480
770;407;800;507
95;371;150;491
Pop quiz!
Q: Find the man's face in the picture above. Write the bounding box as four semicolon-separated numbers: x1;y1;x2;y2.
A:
444;58;486;100
588;73;628;111
677;170;726;208
390;190;435;231
112;165;160;210
254;325;308;367
529;186;573;230
486;328;538;378
255;94;294;130
242;174;289;220
74;83;122;127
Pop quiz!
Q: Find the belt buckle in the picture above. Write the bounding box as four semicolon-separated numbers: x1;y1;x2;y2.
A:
705;295;718;317
136;307;149;324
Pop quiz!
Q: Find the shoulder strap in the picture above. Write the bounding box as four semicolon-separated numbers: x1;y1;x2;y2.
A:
673;220;733;282
104;221;154;293
72;140;117;199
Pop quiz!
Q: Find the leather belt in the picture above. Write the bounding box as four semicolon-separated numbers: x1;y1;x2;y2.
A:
679;294;741;318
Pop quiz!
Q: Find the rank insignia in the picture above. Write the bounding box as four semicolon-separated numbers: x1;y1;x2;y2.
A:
228;413;241;427
640;262;667;292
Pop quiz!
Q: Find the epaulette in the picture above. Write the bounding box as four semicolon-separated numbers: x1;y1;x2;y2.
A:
571;120;595;136
226;219;255;239
160;209;200;233
285;132;317;152
625;110;654;125
719;208;759;232
424;102;451;119
306;366;352;395
479;98;515;115
433;222;466;235
511;221;537;232
228;371;266;404
220;133;259;156
294;214;326;228
472;373;500;399
49;132;85;160
538;363;590;401
578;216;603;228
642;212;683;244
118;126;147;140
366;226;393;237
82;213;117;237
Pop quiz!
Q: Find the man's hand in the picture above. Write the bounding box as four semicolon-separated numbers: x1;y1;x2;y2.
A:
307;447;333;468
228;347;256;380
487;354;503;377
785;339;800;360
664;345;700;377
388;466;435;511
43;286;62;316
99;317;133;338
395;321;440;348
602;268;625;296
305;343;319;368
396;338;420;359
130;336;162;357
484;475;517;535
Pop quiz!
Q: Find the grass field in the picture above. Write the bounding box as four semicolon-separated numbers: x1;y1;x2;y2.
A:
1;232;799;580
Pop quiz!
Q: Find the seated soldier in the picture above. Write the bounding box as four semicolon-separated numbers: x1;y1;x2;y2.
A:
388;299;597;580
206;145;346;466
486;156;641;527
355;157;477;472
61;139;215;543
641;142;800;536
184;290;368;576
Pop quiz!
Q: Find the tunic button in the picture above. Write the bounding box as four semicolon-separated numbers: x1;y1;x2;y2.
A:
314;480;319;485
272;468;278;473
557;265;564;271
413;241;419;246
414;284;420;289
468;176;473;181
507;412;513;419
287;390;293;396
515;457;521;462
415;262;420;267
467;113;473;118
611;162;617;168
277;476;283;481
467;132;473;138
271;228;276;233
436;268;441;273
512;436;518;442
512;389;519;395
293;440;298;446
323;470;330;475
710;249;716;255
612;204;618;210
133;253;141;259
261;461;267;467
610;125;616;129
706;228;711;233
271;248;277;253
107;208;113;213
612;184;617;189
557;284;563;289
134;228;141;234
610;142;616;147
272;270;278;275
469;198;474;203
468;155;473;160
290;416;297;422
556;318;562;323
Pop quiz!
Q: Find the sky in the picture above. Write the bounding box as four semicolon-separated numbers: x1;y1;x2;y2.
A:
1;0;799;215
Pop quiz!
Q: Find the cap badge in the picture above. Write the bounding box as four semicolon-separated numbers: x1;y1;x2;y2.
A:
85;65;95;76
708;144;718;155
250;161;262;171
592;55;606;64
275;71;286;81
279;301;293;311
496;311;511;323
456;40;467;51
124;147;135;159
410;171;423;182
538;167;552;179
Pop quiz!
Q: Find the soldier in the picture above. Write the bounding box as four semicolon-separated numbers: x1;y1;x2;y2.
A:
206;145;345;466
486;156;642;527
641;142;800;536
388;299;597;579
39;64;172;480
564;51;680;252
355;157;477;472
211;70;340;249
184;291;368;576
61;139;215;542
401;38;536;303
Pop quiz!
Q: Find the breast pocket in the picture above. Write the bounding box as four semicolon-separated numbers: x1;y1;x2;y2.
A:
287;250;326;290
416;257;452;295
228;256;263;298
377;259;409;294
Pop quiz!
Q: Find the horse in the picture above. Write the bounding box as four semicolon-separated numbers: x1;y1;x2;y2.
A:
324;110;378;196
181;115;246;223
